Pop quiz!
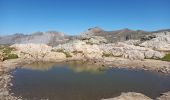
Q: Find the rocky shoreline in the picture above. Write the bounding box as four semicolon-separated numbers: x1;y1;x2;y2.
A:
0;57;170;100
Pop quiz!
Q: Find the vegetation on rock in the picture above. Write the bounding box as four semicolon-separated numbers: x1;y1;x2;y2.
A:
161;53;170;61
3;54;18;60
0;45;18;61
102;52;114;57
72;50;83;54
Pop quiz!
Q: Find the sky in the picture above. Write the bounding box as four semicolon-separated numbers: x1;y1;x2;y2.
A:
0;0;170;35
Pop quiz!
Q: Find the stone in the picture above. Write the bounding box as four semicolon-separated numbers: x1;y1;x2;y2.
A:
124;50;145;60
154;51;165;59
157;91;170;100
144;51;155;59
124;40;141;46
101;92;152;100
144;50;165;59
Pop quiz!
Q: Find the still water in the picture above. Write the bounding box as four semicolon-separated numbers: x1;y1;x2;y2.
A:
10;61;170;100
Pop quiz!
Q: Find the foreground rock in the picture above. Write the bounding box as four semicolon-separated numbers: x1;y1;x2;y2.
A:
157;91;170;100
102;91;170;100
0;70;19;100
101;92;152;100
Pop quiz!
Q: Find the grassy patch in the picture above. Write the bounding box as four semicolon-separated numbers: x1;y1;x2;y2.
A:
4;54;18;60
0;45;18;61
161;53;170;61
72;50;83;54
64;52;72;58
55;49;64;52
102;52;114;57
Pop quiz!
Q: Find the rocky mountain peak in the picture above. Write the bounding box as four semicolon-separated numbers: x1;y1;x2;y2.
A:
87;27;104;33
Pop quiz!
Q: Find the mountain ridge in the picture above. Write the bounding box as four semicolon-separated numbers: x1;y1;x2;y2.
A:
0;28;170;46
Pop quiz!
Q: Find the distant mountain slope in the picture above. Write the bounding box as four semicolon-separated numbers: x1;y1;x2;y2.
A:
0;31;69;46
151;29;170;33
0;28;170;45
0;33;27;44
80;27;151;42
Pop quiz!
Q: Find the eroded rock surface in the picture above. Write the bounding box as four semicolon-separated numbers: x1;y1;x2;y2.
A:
53;39;164;60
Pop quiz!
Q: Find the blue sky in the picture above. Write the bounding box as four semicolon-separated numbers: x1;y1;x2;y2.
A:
0;0;170;35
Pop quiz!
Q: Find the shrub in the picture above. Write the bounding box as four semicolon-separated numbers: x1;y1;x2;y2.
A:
161;53;170;61
3;53;18;60
0;45;15;54
3;47;12;54
102;52;114;57
64;52;72;58
56;49;64;52
0;45;19;61
72;50;83;54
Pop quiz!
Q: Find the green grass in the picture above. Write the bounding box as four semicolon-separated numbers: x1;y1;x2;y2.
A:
55;49;64;53
0;45;15;54
102;52;114;57
0;45;18;61
4;54;18;60
64;52;72;58
72;50;83;54
161;53;170;61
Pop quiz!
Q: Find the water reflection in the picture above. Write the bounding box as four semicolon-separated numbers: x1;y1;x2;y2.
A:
22;61;106;74
22;62;56;71
11;62;170;100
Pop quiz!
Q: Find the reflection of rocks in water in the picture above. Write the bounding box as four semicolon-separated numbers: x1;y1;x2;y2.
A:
22;61;106;74
65;61;106;74
22;62;56;71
